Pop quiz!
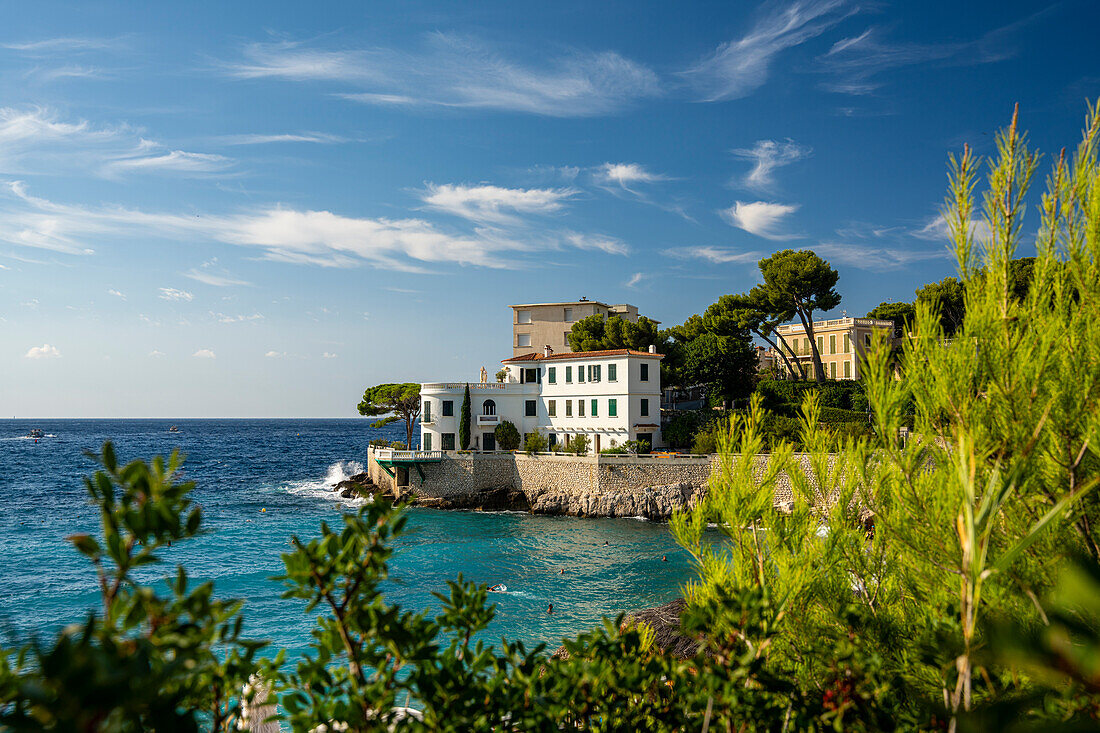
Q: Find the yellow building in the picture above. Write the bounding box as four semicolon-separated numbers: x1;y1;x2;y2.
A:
774;317;895;380
510;299;649;357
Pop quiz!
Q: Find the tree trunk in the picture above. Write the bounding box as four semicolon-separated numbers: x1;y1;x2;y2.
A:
795;308;825;381
755;330;805;380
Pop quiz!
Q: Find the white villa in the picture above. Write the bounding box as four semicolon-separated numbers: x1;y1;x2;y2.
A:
419;346;664;454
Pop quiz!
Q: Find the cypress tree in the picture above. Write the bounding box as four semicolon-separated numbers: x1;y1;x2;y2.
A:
459;383;471;450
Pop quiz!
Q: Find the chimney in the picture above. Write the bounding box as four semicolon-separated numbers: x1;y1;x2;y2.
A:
544;345;553;357
648;344;656;354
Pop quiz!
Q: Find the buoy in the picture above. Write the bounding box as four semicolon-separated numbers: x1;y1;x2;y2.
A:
261;508;266;513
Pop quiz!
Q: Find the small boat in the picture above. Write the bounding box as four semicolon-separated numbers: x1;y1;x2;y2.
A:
488;584;507;593
27;429;44;439
168;426;180;433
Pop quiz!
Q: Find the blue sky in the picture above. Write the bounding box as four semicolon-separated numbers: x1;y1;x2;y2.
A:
1;0;1096;417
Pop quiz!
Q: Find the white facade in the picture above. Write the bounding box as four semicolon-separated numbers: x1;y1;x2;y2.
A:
420;349;663;454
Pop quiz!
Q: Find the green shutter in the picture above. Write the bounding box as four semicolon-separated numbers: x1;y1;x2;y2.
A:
608;398;617;417
608;363;617;381
591;399;598;417
548;366;556;384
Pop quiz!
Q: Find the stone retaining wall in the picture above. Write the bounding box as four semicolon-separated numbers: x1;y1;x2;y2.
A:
367;449;832;520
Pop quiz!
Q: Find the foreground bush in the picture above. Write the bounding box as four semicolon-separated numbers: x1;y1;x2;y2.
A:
3;105;1100;731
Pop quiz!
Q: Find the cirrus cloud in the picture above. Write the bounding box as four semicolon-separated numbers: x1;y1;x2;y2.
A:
225;34;660;117
193;349;216;359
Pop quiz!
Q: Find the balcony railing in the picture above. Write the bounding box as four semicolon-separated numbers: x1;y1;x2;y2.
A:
476;414;500;426
372;448;444;462
421;382;510;390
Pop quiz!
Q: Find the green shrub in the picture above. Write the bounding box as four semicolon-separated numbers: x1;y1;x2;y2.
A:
816;406;868;424
622;440;652;455
495;420;520;451
523;431;546;454
566;434;590;455
691;430;717;455
662;409;714;448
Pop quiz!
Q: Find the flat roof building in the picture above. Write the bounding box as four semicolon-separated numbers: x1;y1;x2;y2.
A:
774;317;895;380
420;346;664;454
510;299;651;357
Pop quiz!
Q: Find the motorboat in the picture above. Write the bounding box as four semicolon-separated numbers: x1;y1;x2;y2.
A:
168;425;180;433
27;428;44;439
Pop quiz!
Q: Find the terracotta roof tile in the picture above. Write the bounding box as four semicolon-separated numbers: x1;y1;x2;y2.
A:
502;348;664;363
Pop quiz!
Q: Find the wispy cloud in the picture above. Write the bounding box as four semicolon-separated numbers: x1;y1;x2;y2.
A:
159;287;193;302
421;183;575;224
25;343;61;359
321;352;338;359
594;162;667;189
193;349;216;359
721;201;800;240
624;272;651;288
811;241;951;271
563;232;629;256
183;259;250;287
817;14;1040;96
910;213;993;243
683;0;852;102
225;34;660;117
149;349;165;358
107;288;125;299
1;37;115;53
264;350;285;358
216;132;348;145
210;311;263;323
1;182;632;271
731;139;811;191
0;107;229;178
24;65;107;83
664;246;762;264
104;149;231;176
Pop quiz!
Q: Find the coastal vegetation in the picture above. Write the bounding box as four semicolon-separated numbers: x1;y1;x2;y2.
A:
356;384;422;447
459;384;471;451
3;105;1100;731
494;419;520;451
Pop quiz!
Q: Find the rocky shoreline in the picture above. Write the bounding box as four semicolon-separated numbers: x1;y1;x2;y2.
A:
333;471;701;520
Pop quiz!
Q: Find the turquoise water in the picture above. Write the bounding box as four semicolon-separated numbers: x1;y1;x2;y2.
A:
0;419;695;659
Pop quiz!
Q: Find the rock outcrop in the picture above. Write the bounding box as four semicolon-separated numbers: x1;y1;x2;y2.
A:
332;472;389;500
413;486;530;512
527;482;703;521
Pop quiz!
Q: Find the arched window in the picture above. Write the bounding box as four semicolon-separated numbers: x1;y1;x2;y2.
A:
482;399;496;416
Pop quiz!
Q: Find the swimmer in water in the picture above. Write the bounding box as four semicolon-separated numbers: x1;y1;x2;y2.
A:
560;568;565;574
603;541;609;546
661;555;667;562
547;603;553;615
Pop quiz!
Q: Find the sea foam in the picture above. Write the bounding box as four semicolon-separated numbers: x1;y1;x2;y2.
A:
283;460;368;507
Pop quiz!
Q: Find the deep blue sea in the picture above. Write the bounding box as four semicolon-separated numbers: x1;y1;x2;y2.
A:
0;419;695;661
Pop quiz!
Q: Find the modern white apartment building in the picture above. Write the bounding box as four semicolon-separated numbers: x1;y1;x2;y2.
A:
774;317;895;380
420;346;664;454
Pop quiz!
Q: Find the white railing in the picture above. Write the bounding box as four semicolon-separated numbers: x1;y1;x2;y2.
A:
421;382;511;390
372;448;444;461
